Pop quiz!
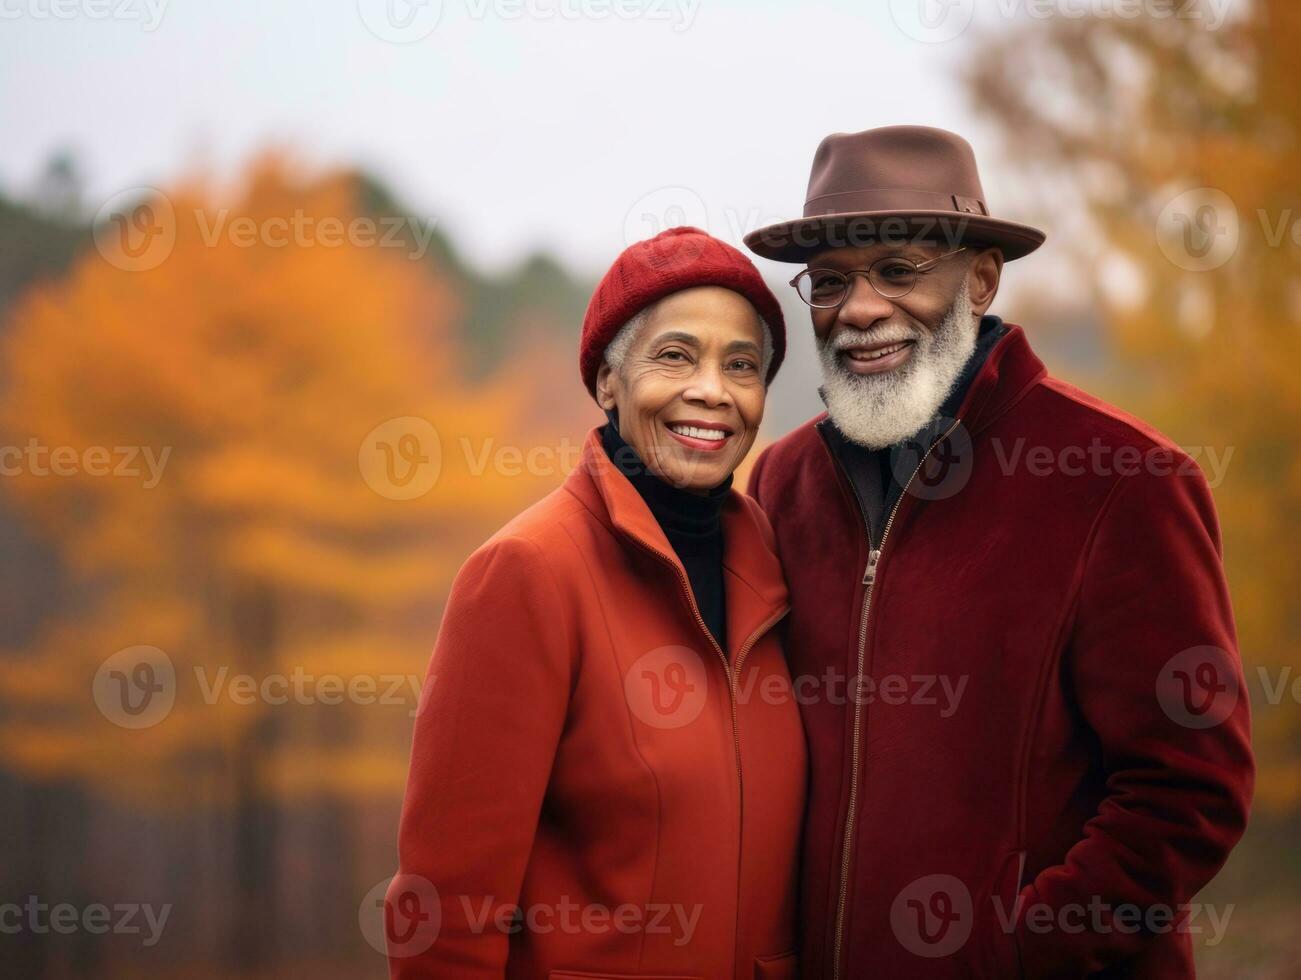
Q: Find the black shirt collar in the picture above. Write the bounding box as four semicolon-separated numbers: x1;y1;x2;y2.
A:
599;411;731;551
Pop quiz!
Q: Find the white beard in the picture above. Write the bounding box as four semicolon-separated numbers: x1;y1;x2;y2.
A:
816;278;977;449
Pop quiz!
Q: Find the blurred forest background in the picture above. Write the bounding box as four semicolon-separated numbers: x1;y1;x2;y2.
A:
2;1;1299;978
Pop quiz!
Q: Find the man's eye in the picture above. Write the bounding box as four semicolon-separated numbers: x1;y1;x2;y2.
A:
878;262;915;280
810;273;843;294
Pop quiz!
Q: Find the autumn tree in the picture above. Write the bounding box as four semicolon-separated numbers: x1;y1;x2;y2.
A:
0;157;564;969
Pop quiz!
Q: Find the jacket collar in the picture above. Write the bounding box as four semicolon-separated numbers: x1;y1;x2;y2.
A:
564;427;789;656
815;320;1047;540
949;320;1047;436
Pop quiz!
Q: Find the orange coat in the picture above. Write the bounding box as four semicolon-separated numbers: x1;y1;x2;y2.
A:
388;427;807;980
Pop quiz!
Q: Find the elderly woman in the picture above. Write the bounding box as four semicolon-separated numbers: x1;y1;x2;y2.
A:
387;227;805;980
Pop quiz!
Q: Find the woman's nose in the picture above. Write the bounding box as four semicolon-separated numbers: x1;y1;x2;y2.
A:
682;362;732;407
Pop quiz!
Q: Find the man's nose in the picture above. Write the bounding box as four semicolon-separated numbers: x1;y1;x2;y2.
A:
835;274;895;331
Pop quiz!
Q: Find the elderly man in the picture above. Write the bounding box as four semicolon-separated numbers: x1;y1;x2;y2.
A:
743;126;1254;979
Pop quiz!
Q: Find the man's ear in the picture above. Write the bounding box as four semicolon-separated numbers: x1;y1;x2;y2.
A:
595;362;619;411
967;247;1004;316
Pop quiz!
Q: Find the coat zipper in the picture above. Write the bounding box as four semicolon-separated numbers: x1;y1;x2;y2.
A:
830;417;964;980
629;536;789;975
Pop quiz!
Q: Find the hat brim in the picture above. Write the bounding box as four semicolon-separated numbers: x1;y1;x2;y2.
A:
743;210;1046;263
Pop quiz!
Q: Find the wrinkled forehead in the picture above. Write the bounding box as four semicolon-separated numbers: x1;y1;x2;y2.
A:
808;241;952;270
640;286;765;344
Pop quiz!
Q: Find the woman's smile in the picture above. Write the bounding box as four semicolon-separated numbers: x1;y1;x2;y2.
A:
663;418;735;452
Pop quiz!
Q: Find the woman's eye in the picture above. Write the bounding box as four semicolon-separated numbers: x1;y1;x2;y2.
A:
659;349;688;361
728;359;758;372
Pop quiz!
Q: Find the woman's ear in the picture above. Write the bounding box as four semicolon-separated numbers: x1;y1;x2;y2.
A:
595;363;619;411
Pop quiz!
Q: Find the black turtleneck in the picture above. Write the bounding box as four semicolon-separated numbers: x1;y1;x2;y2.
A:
600;415;729;652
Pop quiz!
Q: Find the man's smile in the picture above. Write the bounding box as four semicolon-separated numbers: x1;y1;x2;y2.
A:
840;338;916;375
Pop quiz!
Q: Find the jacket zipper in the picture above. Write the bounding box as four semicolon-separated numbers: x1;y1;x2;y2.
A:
629;536;789;975
830;417;963;980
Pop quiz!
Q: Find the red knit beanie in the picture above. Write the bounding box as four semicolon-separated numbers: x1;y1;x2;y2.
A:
580;226;787;398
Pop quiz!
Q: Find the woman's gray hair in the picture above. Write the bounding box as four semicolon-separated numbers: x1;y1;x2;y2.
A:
603;301;774;380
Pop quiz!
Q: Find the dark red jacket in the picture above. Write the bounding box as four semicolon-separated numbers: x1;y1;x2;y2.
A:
748;324;1253;979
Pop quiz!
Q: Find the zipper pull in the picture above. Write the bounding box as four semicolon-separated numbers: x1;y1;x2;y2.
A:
862;549;881;585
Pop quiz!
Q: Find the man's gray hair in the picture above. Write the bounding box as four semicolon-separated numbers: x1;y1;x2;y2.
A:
603;301;774;380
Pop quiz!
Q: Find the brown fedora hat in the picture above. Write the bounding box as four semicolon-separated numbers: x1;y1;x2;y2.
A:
745;125;1045;263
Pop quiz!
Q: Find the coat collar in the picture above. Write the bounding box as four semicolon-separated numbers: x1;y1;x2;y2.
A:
563;428;789;657
949;321;1047;436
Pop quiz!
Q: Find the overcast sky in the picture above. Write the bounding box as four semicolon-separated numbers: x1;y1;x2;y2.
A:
2;0;1070;428
0;0;1050;274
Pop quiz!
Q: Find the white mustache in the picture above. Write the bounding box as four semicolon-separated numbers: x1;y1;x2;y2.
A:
827;324;922;353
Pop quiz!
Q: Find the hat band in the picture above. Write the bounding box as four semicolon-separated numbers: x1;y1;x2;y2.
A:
804;188;988;218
